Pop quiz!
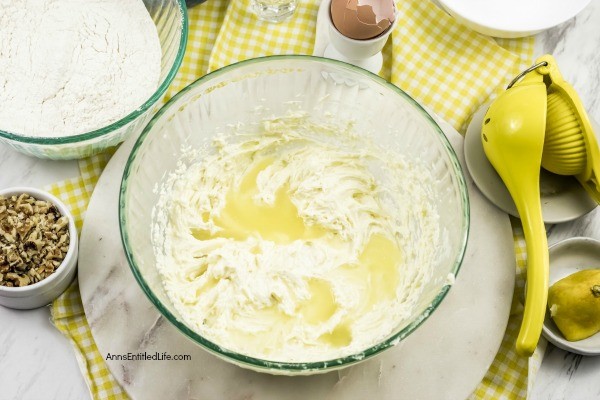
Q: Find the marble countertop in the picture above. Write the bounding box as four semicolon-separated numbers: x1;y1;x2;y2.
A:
2;2;600;398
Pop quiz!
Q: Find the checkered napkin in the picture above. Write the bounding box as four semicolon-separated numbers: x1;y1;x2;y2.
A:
389;0;535;132
49;1;544;398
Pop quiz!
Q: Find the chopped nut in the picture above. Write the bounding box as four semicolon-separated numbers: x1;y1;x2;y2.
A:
0;193;70;287
7;251;20;265
17;202;34;215
55;216;68;231
48;204;58;215
3;232;15;243
14;276;24;286
12;274;31;287
58;234;67;246
16;219;35;239
43;231;58;241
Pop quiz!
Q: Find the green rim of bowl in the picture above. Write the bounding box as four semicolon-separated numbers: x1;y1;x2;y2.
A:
119;55;471;372
0;1;188;145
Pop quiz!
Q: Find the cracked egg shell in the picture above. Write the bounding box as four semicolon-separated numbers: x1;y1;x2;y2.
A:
331;0;396;40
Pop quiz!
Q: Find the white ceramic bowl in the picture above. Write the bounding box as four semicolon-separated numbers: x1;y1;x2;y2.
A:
0;187;78;309
438;0;591;38
542;237;600;356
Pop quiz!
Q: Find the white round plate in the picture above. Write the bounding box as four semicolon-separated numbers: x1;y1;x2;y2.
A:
79;117;516;400
438;0;591;38
542;237;600;356
464;105;597;224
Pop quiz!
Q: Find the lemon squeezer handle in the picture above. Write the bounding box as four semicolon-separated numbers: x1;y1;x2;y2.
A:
481;67;549;356
513;192;549;357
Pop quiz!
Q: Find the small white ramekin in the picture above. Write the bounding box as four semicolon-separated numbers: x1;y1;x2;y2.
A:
0;187;78;309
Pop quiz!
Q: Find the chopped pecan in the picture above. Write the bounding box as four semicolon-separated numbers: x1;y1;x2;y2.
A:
0;193;70;287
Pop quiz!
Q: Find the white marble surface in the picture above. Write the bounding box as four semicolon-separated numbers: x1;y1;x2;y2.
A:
2;0;600;398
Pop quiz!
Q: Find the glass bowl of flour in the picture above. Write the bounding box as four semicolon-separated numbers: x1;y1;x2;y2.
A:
120;56;470;375
0;0;187;160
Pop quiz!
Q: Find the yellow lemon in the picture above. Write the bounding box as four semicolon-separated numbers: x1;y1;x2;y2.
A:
548;269;600;342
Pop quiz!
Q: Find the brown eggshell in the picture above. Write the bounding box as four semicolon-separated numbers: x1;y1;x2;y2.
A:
330;0;396;40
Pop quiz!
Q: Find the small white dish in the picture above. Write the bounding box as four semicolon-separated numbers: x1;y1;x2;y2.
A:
0;187;78;310
464;105;597;224
542;237;600;356
437;0;591;38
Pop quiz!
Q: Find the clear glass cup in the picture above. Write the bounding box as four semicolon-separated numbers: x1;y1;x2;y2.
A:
251;0;298;23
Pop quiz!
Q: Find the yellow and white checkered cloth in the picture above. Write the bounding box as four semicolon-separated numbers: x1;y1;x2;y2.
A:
390;0;534;132
49;0;543;398
208;0;320;71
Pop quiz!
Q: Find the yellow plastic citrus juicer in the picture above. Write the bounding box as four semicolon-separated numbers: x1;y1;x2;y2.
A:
536;54;600;203
481;70;549;357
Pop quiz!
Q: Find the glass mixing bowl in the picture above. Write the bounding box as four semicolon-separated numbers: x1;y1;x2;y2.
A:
120;56;470;375
0;0;187;160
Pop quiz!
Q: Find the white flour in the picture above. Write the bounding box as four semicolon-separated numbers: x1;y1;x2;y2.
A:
0;0;161;137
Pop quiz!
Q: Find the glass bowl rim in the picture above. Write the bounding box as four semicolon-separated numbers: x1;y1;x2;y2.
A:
0;0;189;146
119;54;471;372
